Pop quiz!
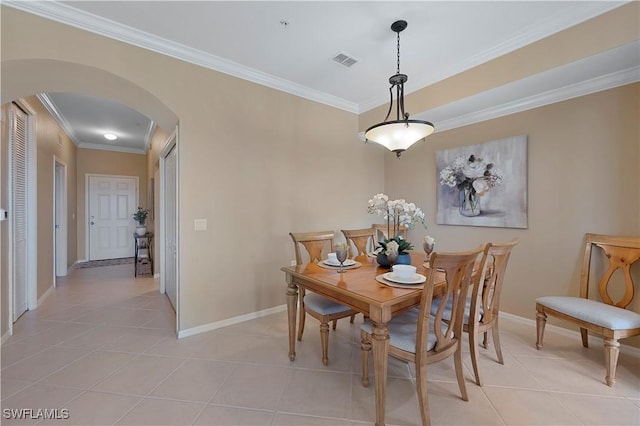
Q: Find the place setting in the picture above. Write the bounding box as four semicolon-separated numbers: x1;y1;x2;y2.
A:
318;243;362;272
376;264;427;289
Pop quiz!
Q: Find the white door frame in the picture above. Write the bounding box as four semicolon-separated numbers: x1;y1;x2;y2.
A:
53;157;67;281
8;100;38;328
160;127;179;334
85;174;139;261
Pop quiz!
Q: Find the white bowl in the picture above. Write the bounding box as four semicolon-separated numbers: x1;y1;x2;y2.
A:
327;253;338;263
392;264;416;279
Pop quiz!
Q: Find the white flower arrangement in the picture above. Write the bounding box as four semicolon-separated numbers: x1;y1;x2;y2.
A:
367;193;427;255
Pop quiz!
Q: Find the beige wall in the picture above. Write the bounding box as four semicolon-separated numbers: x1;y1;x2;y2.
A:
1;4;637;340
76;148;148;260
0;7;383;333
385;83;640;345
27;96;78;298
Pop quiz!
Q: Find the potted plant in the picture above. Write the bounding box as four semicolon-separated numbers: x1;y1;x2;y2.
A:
367;193;427;267
133;207;150;236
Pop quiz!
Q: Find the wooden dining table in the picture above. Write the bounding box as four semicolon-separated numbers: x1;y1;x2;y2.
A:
281;251;445;426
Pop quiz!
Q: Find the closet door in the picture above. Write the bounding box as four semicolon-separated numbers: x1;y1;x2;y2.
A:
10;103;28;320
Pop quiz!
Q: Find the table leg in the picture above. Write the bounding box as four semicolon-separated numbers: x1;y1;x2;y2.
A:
286;274;298;361
371;321;390;426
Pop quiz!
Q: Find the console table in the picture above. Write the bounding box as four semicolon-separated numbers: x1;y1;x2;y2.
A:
133;232;153;277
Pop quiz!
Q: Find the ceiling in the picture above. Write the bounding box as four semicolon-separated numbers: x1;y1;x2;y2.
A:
6;1;636;153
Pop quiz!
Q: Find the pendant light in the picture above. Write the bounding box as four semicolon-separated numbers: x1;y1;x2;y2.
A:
365;20;434;158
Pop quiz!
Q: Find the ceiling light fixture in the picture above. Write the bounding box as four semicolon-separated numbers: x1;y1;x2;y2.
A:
103;133;118;141
365;20;434;158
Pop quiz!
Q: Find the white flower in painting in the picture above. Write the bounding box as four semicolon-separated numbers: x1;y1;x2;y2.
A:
472;178;491;196
462;158;488;179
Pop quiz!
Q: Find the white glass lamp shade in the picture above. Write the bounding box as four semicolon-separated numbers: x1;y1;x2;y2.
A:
365;120;434;154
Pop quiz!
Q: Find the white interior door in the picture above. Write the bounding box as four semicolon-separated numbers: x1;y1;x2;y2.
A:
54;161;67;277
164;143;177;310
10;103;29;320
88;175;137;260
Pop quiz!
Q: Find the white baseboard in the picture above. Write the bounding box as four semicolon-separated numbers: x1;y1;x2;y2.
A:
175;306;640;356
67;260;82;274
1;329;11;345
37;284;55;307
500;311;640;357
177;304;287;339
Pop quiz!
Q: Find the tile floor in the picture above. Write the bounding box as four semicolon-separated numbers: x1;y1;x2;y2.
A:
1;264;639;425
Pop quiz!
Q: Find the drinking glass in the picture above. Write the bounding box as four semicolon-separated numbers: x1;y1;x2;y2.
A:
335;244;349;273
423;241;434;260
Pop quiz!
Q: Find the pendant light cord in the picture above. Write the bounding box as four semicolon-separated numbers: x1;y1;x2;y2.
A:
396;30;401;75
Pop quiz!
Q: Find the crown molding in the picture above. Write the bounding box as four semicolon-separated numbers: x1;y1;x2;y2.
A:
7;1;625;115
358;1;628;112
4;0;360;114
77;143;146;155
36;93;80;146
427;66;640;133
144;121;156;152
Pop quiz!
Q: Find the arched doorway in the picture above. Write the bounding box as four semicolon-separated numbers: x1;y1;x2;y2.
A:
1;59;180;337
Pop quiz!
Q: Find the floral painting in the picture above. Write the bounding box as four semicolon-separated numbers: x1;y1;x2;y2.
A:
436;135;527;228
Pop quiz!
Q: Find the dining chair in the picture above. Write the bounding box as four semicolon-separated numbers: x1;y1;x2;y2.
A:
430;239;519;386
371;223;407;242
536;233;640;386
289;231;358;366
360;245;484;426
341;227;377;257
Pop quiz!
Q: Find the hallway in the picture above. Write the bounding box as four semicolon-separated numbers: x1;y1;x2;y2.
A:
1;264;639;425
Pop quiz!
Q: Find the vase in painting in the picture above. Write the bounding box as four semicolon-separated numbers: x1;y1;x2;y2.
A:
458;187;481;217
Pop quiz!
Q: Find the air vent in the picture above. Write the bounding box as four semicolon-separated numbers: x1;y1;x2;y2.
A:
331;52;358;68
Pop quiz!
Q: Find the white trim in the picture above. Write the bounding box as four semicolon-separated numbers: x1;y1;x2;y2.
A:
429;66;640;133
77;143;146;155
53;157;68;281
1;330;11;345
144;121;156;153
67;260;81;274
3;0;359;114
500;311;640;357
36;93;80;146
160;128;178;334
37;284;54;307
85;174;139;261
178;305;287;339
153;273;160;279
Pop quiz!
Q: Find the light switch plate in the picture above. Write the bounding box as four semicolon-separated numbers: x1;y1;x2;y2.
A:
194;219;207;231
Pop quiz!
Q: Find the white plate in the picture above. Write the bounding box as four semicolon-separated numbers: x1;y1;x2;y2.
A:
383;272;426;285
323;259;356;267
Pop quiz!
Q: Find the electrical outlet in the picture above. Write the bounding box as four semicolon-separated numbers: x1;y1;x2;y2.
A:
290;260;297;266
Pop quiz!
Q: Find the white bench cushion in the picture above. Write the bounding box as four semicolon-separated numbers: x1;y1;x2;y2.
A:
537;296;640;330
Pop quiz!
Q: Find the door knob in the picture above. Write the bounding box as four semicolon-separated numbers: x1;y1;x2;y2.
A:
90;221;95;225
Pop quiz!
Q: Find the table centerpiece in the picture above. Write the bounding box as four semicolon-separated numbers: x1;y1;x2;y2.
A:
367;193;427;267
